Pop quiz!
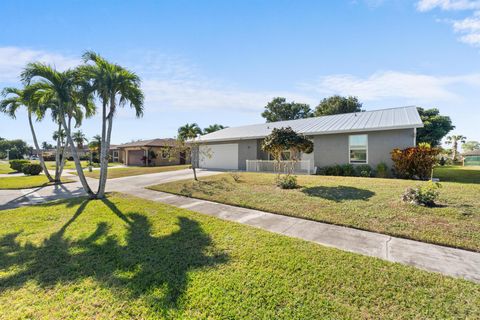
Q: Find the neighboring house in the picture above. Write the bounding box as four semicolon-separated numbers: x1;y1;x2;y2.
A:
196;106;423;173
463;150;480;166
117;138;189;166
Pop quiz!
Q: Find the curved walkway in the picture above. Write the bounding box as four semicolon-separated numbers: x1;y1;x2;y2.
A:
1;169;479;283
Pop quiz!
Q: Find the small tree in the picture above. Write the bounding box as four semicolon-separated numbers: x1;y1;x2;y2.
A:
261;127;313;175
445;135;466;161
163;139;211;181
391;143;440;180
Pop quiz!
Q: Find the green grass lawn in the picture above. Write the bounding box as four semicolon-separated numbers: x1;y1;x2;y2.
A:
0;176;73;190
0;162;15;174
434;165;480;184
149;169;480;252
0;193;478;319
81;164;190;179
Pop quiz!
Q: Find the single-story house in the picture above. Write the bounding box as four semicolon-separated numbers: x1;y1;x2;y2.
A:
195;106;423;173
117;138;189;166
463;150;480;166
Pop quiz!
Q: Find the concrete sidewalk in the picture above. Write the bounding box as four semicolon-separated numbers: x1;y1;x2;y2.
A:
128;188;480;284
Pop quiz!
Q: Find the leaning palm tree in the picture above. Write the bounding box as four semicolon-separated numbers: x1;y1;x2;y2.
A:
78;51;144;198
72;130;87;149
21;63;96;197
178;123;202;141
446;135;467;161
203;124;226;134
0;85;54;181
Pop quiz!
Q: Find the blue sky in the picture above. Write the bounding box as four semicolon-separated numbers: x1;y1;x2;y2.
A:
0;0;479;147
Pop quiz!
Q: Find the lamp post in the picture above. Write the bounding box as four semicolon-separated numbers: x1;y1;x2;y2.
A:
6;149;10;161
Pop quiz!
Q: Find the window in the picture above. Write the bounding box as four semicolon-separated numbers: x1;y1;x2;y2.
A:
349;134;368;164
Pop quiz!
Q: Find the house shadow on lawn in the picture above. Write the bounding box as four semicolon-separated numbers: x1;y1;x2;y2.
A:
0;197;228;313
302;186;375;202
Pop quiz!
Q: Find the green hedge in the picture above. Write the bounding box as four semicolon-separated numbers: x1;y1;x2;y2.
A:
9;159;30;172
22;163;43;176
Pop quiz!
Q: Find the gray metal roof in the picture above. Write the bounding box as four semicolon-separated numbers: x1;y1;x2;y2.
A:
197;106;423;142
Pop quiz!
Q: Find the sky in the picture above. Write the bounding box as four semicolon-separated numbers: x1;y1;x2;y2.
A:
0;0;479;147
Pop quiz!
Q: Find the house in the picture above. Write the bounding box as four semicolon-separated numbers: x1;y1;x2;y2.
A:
117;138;189;166
195;106;423;173
463;150;480;166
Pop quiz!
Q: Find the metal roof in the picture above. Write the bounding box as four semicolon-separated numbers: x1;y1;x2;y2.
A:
197;106;423;142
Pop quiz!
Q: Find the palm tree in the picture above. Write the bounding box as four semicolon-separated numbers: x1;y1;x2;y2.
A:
72;130;88;149
178;123;202;141
203;124;226;134
52;129;66;146
21;63;96;196
0;86;54;181
79;51;144;198
445;135;467;161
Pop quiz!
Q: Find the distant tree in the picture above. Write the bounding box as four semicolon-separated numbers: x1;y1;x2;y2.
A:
203;124;226;134
416;108;454;147
261;97;313;122
314;95;363;116
52;129;66;147
178;123;202;141
462;141;480;153
0;139;28;160
41;141;54;150
72;130;88;149
446;135;466;161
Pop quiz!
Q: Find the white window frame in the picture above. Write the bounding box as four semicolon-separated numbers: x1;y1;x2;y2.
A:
349;134;368;164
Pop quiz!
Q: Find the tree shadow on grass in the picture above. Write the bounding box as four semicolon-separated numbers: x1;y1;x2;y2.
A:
302;186;375;202
0;197;228;313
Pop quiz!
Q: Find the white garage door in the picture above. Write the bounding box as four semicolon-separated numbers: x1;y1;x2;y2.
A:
199;143;238;170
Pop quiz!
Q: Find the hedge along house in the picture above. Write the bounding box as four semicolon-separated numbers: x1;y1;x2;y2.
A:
195;106;423;173
463;150;480;166
117;138;189;166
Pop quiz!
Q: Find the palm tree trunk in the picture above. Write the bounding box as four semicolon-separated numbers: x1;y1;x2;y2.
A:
97;101;108;197
60;115;94;197
453;140;458;161
97;107;114;198
28;111;54;182
54;123;62;182
58;117;72;178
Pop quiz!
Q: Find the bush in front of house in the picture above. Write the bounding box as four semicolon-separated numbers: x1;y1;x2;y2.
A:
391;143;440;180
21;163;43;176
375;162;389;178
9;159;30;172
341;164;356;176
355;164;372;177
277;175;298;189
402;182;441;207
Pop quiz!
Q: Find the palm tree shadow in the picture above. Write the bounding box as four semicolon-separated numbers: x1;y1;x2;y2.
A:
0;197;228;312
302;186;375;202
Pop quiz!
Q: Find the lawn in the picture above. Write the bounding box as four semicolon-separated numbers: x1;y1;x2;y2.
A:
40;161;123;170
0;194;478;319
150;168;480;252
0;176;73;190
81;164;190;179
434;165;480;184
0;162;15;174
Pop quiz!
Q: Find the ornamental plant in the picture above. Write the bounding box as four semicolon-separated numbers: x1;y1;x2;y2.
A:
391;143;440;180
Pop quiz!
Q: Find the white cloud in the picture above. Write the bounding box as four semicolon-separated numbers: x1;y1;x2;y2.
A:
0;47;80;83
417;1;480;46
299;71;480;103
416;0;480;11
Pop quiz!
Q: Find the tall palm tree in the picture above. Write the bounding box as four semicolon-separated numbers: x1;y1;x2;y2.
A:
72;130;88;149
0;86;54;181
79;51;144;198
21;63;96;196
52;129;66;146
446;135;467;161
203;124;226;134
178;123;202;141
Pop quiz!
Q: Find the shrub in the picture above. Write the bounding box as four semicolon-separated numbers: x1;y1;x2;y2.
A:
9;159;30;172
375;162;389;178
229;172;241;182
391;143;440;180
341;164;356;176
277;174;298;189
21;163;43;176
402;182;441;207
438;157;446;166
356;164;372;177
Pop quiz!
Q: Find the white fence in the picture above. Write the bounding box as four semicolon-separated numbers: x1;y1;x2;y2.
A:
246;160;311;175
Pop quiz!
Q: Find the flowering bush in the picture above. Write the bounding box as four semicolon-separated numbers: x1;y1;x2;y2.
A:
391;143;440;180
402;182;441;207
